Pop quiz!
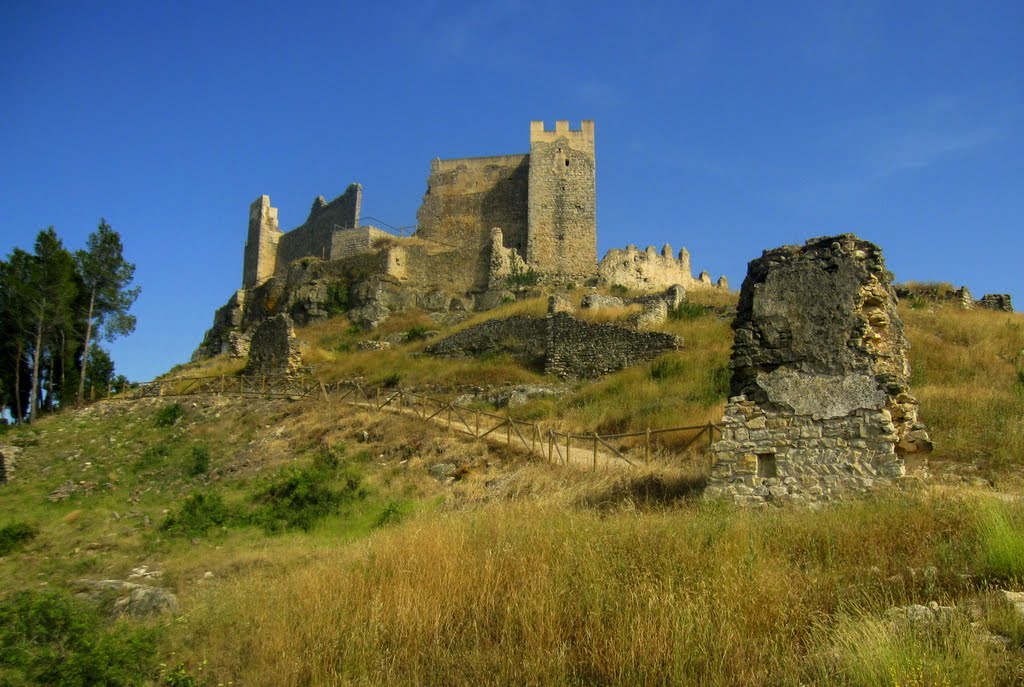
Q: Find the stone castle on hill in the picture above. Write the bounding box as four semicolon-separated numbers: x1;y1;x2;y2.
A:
196;120;727;358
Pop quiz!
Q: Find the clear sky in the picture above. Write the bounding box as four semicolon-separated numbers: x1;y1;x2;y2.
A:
2;1;1021;382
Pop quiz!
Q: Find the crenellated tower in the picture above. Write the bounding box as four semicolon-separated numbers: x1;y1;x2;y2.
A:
526;120;597;281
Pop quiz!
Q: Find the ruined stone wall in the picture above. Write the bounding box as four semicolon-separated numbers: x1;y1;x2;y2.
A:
243;313;303;377
598;244;728;292
415;154;529;290
426;310;682;379
424;316;548;361
277;184;362;266
527;121;597;280
331;225;390;260
545;312;681;378
706;234;930;505
242;195;281;288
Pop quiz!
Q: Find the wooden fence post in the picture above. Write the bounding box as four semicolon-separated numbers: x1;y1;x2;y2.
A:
565;433;571;466
376;387;381;410
645;428;651;466
506;419;511;445
548;431;553;463
592;434;598;472
475;409;480;437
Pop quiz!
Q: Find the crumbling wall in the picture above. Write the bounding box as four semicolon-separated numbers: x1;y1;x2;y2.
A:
424;316;548;362
0;445;20;484
242;195;281;288
426;307;682;379
598;243;728;292
416;154;529;290
243;313;302;377
545;312;682;378
277;184;363;265
706;234;930;505
977;294;1013;312
527;121;597;281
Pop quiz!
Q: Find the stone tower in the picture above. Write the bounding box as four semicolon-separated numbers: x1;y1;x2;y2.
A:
242;195;281;289
526;120;597;281
706;234;931;504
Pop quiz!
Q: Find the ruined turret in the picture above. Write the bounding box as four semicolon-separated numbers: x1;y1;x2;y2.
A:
706;234;930;504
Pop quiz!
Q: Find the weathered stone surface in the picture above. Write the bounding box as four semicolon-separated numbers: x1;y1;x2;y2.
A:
978;294;1013;312
74;579;178;618
0;445;20;483
598;243;727;294
427;311;682;379
580;293;625;310
707;234;930;505
243;314;302;377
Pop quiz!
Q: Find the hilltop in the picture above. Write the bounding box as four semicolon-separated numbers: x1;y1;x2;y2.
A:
1;289;1023;685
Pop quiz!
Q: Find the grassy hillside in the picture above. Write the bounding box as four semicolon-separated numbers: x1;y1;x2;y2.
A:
1;292;1022;685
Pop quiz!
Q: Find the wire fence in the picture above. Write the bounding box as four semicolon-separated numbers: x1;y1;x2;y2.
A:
102;374;722;471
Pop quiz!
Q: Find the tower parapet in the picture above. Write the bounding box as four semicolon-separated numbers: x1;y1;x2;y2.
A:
526;120;597;280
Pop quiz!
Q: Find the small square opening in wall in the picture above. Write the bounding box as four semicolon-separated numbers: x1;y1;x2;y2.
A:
757;453;777;479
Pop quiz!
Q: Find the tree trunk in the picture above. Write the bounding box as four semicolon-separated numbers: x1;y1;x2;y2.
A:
13;342;24;424
77;289;95;405
29;316;44;423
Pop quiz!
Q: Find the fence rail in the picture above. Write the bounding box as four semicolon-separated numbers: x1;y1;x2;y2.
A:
105;374;722;471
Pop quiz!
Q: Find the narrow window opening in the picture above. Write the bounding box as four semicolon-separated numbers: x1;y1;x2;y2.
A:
756;453;777;479
565;159;570;167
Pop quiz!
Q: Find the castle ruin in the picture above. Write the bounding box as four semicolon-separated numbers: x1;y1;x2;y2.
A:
196;120;726;358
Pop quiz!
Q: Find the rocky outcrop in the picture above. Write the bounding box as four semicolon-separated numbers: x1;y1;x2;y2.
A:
977;294;1013;312
74;579;178;618
706;234;931;505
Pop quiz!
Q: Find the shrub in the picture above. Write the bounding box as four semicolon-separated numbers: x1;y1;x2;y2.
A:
154;403;185;428
160;492;233;538
374;500;409;528
405;325;431;342
0;589;158;686
609;284;629;298
249;464;365;534
188;446;211;477
506;263;541;288
325;282;349;316
0;522;37;556
133;444;170;473
669;302;708;320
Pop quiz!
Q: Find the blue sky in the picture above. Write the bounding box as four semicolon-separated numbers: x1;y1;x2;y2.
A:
2;1;1021;382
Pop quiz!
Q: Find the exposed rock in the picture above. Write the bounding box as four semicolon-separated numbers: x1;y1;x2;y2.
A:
0;444;21;483
707;234;930;505
428;463;459;480
885;602;955;627
243;313;303;377
74;579;178;618
581;293;625;310
357;340;392;351
548;293;575;315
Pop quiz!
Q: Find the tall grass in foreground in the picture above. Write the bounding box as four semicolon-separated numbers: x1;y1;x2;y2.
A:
175;494;1021;686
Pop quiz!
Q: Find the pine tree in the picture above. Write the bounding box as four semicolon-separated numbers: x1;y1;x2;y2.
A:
75;220;139;405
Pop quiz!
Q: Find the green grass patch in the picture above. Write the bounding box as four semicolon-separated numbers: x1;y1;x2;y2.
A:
0;589;158;686
153;403;185;428
975;501;1024;582
0;522;37;556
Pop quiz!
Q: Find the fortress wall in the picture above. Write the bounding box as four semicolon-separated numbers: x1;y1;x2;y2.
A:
277;184;362;266
416;154;529;289
242;196;281;288
544;312;681;378
527;121;597;280
393;241;484;294
330;226;390;260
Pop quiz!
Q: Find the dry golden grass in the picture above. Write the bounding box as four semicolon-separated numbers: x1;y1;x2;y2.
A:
175;491;1021;686
576;303;642;323
902;303;1024;465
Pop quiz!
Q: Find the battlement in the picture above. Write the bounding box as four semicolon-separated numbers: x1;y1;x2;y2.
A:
529;120;595;147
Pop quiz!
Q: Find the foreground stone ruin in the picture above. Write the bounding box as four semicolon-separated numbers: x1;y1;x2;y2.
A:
243;313;303;377
706;234;931;504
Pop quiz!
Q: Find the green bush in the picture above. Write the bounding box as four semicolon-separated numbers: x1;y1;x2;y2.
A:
669;302;708;320
405;325;431;342
188;446;211;477
325;282;349;316
0;522;37;556
249;464;365;534
0;589;158;686
609;284;629;298
133;444;170;473
153;403;185;428
506;263;541;288
160;492;232;538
